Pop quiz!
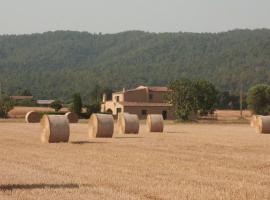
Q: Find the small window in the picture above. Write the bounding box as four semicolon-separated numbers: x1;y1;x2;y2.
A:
116;96;120;102
141;110;147;115
149;94;153;100
162;110;167;120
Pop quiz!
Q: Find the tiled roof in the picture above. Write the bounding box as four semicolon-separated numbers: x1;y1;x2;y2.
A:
148;87;170;92
10;96;33;100
118;102;172;107
114;86;170;94
36;100;55;105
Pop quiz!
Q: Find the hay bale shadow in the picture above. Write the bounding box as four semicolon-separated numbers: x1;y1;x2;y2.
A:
70;141;108;145
114;136;144;139
166;131;187;134
0;183;93;191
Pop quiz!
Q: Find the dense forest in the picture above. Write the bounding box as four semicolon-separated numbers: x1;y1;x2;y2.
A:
0;29;270;101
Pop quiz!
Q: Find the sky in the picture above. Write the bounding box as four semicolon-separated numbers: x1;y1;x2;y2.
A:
0;0;270;35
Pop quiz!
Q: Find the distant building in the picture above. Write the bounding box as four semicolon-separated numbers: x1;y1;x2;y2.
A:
10;96;34;101
36;100;55;107
101;86;175;120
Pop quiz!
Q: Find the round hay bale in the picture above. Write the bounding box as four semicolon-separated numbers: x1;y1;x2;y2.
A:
88;114;114;138
65;112;79;123
25;111;41;123
40;115;70;143
117;113;139;134
146;114;164;132
256;116;270;134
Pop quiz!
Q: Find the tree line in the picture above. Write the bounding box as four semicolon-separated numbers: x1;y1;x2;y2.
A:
0;29;270;101
0;79;268;120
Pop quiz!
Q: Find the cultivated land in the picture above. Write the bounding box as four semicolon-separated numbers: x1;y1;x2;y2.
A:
1;121;270;199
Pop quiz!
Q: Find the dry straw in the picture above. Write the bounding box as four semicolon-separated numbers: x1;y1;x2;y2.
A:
117;113;139;134
25;111;41;123
65;112;79;123
89;113;114;138
256;116;270;134
146;114;164;132
40;115;70;143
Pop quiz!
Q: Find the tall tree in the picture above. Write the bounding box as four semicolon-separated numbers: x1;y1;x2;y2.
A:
0;96;14;118
195;80;218;116
247;84;270;115
71;93;83;115
168;79;198;120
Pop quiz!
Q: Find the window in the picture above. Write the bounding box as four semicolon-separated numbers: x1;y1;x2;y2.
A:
162;110;167;120
115;96;120;102
149;94;153;100
141;110;147;115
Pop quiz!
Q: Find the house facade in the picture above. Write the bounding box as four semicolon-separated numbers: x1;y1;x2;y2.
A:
101;86;175;120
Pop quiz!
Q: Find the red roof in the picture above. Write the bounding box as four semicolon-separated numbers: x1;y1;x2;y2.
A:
115;86;170;94
148;87;170;92
119;102;172;107
10;96;33;100
36;100;55;105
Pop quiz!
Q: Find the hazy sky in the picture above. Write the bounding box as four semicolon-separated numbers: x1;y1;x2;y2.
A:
0;0;270;34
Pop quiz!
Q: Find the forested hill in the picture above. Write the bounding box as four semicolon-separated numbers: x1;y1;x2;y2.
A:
0;29;270;100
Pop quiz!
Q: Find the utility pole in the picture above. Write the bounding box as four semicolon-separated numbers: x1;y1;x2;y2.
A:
240;80;243;119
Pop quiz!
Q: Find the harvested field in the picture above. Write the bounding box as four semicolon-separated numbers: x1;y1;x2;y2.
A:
1;122;270;199
215;110;252;121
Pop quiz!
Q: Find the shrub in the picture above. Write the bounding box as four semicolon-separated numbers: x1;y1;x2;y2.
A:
168;78;218;120
0;96;14;118
81;103;101;119
38;111;66;118
247;84;270;115
195;80;218;116
15;99;36;107
50;100;63;112
168;78;198;120
70;93;82;115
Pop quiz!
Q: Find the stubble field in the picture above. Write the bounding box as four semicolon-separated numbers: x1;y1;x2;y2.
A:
0;121;270;200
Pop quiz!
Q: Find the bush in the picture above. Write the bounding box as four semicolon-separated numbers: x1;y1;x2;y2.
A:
50;100;63;112
247;84;270;115
195;80;218;116
38;111;66;118
0;96;14;118
15;99;36;107
168;78;218;120
168;78;198;120
81;103;101;119
70;93;82;115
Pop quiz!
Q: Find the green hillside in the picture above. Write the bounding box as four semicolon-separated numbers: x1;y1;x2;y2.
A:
0;29;270;101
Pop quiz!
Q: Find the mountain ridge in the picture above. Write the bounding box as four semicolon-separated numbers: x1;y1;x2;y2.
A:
0;29;270;100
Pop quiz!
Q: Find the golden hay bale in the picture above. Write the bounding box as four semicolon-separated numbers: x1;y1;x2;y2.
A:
65;112;79;123
89;113;114;138
256;116;270;134
117;113;139;134
146;114;164;132
25;111;41;123
40;115;70;143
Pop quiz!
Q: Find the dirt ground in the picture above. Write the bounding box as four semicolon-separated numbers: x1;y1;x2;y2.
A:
0;121;270;200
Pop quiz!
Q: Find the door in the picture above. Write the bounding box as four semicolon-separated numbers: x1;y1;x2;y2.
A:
162;110;167;120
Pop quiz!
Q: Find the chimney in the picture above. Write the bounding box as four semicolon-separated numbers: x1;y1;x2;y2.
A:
102;93;107;102
123;88;126;93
